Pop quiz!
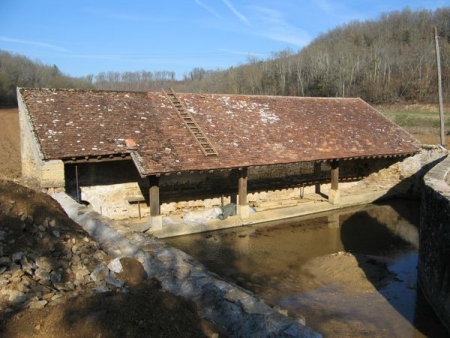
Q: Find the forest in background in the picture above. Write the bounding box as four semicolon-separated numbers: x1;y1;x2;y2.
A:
1;7;449;107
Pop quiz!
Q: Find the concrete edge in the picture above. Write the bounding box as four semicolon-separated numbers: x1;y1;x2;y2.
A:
151;190;390;238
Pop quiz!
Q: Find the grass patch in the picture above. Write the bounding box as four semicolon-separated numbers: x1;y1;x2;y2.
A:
380;108;449;134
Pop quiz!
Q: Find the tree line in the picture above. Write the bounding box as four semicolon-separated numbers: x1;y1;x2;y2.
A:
0;51;92;107
1;7;449;107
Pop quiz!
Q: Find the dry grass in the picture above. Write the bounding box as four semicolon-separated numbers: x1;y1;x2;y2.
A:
376;103;449;145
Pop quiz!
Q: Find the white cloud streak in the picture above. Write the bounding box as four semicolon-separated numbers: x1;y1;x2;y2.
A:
250;7;311;47
316;0;334;14
314;0;368;23
222;0;250;26
194;0;221;18
0;36;69;52
219;49;268;58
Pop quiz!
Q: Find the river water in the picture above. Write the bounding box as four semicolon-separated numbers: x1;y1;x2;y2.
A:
165;200;449;337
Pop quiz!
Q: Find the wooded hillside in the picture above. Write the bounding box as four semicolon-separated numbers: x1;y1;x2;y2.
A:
1;7;449;107
170;7;450;104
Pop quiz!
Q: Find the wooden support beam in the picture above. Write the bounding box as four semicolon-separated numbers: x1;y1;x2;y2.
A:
238;167;248;205
149;175;160;217
63;154;131;164
237;167;250;218
314;162;321;194
331;161;339;190
329;161;340;205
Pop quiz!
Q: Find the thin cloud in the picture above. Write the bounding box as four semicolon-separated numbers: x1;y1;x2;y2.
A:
263;29;310;47
222;0;250;26
250;7;311;47
316;0;334;14
0;36;69;52
84;7;181;23
219;49;268;58
104;13;143;21
194;0;221;18
314;0;365;23
83;7;145;21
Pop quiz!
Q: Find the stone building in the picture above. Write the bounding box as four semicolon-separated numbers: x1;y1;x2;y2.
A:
17;88;420;228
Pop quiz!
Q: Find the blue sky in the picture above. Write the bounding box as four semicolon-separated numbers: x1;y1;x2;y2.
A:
1;0;448;79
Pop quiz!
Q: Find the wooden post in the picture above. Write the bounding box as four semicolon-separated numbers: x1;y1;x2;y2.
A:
149;175;160;217
141;175;162;232
435;27;446;147
237;167;249;218
331;161;339;190
238;167;248;205
329;161;340;204
314;162;321;194
75;165;80;203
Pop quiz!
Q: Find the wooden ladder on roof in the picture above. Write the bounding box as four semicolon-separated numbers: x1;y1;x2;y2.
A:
162;88;218;157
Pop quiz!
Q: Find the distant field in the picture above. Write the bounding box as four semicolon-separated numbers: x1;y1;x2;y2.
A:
377;104;449;145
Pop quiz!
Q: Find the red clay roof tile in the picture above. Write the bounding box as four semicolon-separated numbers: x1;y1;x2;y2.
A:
19;88;420;176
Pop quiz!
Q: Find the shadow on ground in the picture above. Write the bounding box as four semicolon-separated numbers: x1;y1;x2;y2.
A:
340;204;448;338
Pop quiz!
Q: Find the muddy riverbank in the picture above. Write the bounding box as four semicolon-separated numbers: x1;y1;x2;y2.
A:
166;201;449;337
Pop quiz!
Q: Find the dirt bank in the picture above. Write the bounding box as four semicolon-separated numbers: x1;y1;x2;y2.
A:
0;109;21;180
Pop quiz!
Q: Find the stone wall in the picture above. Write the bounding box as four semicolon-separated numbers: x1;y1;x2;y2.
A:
17;88;65;189
419;154;450;333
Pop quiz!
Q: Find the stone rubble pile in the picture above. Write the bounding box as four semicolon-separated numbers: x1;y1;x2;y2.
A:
0;212;127;313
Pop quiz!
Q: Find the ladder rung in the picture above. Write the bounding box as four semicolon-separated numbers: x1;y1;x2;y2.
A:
163;88;218;157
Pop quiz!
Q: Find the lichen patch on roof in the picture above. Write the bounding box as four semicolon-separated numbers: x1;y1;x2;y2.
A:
19;88;420;176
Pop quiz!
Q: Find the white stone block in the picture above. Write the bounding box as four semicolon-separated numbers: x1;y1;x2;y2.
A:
328;189;340;205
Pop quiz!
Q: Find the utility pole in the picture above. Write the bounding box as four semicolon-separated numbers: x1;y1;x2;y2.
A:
435;27;446;147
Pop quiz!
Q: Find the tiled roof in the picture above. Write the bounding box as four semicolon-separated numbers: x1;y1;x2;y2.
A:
19;88;420;176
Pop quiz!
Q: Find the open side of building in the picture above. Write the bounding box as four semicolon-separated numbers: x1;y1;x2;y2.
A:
17;87;421;232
